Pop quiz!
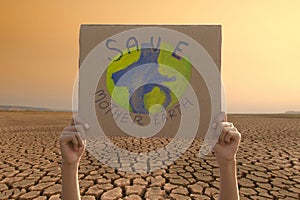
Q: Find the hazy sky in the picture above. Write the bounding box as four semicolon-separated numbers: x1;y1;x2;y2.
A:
0;0;299;113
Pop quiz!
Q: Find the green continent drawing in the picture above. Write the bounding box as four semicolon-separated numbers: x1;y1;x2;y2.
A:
106;44;192;114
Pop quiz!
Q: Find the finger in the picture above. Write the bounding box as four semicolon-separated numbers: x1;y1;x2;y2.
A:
63;124;88;134
61;130;77;136
219;128;228;145
212;112;226;128
224;130;236;143
74;124;87;140
62;125;87;142
214;121;229;145
70;134;79;151
223;122;233;128
73;114;89;129
226;131;241;143
216;121;233;140
64;125;76;132
75;132;84;148
224;130;239;143
218;126;236;144
60;134;79;150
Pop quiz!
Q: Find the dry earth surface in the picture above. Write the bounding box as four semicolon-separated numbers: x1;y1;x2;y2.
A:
0;111;299;200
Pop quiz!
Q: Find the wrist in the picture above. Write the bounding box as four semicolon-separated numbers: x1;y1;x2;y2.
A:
217;158;236;169
61;161;79;172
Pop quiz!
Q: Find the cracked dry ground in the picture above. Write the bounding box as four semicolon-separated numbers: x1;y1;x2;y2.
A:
0;111;299;200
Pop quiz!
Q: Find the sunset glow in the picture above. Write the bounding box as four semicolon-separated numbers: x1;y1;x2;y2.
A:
0;0;299;113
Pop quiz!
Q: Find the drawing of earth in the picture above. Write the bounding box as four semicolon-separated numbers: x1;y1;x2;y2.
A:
106;44;192;114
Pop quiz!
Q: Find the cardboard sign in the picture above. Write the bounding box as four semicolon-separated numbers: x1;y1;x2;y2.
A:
78;25;222;139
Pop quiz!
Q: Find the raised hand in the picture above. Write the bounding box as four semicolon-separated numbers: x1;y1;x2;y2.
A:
59;114;89;166
212;112;241;200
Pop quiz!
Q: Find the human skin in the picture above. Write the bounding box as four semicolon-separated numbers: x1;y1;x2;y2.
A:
213;112;241;200
59;113;240;200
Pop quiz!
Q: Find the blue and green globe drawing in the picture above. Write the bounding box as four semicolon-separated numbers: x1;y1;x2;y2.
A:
106;43;192;114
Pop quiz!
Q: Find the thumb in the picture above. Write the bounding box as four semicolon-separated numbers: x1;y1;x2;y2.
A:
213;143;222;153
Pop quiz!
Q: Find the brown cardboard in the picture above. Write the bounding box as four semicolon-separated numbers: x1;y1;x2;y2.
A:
79;25;222;138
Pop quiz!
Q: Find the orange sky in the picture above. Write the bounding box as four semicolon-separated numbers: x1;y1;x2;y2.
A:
0;0;299;113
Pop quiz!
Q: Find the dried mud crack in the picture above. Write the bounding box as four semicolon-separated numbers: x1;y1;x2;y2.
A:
0;111;299;199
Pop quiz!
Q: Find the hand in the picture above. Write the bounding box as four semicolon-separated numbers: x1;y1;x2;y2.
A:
213;113;241;200
212;112;241;165
59;114;89;166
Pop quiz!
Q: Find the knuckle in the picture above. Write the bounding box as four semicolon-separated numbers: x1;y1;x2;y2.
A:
61;131;68;135
217;121;224;127
76;125;84;132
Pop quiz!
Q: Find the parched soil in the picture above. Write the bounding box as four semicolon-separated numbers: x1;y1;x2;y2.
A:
0;111;299;199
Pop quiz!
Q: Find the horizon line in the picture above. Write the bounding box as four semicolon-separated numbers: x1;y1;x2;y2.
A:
0;104;299;115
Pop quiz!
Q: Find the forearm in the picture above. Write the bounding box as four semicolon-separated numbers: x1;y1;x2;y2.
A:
218;159;239;200
61;163;81;200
